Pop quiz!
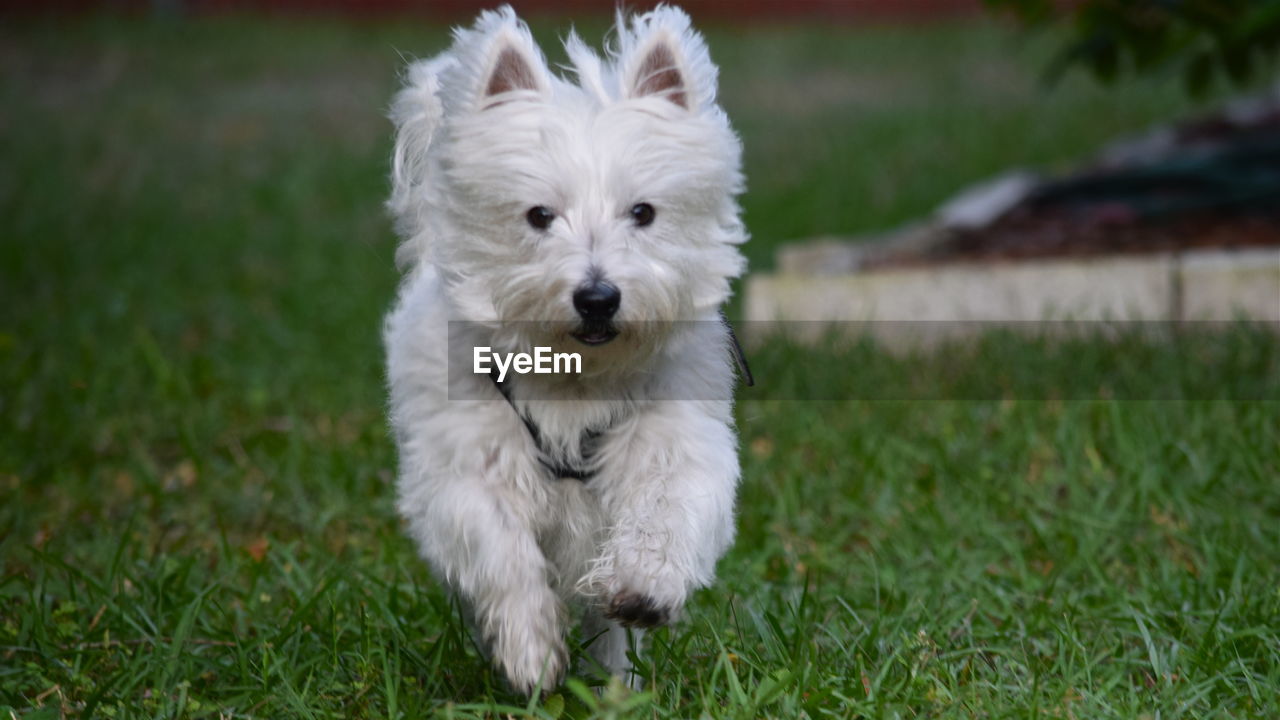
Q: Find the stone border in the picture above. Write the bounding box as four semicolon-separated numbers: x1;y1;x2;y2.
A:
745;247;1279;344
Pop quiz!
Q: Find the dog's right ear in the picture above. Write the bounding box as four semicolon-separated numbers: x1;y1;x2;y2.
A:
441;5;551;114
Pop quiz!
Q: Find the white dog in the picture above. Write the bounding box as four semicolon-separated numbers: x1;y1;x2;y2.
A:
383;4;748;695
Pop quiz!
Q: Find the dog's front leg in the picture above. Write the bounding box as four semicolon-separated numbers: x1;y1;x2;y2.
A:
587;401;740;629
399;473;566;696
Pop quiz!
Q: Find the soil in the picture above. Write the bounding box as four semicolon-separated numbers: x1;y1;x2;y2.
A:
873;212;1280;269
867;105;1280;269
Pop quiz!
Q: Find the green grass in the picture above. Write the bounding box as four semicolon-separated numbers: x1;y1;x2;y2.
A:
2;13;1278;719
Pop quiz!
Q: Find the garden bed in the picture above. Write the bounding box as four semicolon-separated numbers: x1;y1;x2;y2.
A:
750;92;1280;334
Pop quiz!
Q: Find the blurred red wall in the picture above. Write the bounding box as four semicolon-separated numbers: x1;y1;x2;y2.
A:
2;0;988;22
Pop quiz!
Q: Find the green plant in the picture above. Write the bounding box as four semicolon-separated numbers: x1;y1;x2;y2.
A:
987;0;1280;94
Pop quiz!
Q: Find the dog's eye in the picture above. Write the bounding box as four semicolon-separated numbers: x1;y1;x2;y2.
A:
630;203;656;228
526;206;555;230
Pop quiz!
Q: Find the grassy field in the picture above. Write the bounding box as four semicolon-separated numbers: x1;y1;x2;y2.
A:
2;13;1278;719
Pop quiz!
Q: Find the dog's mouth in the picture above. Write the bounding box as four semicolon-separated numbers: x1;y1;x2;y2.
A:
571;323;619;346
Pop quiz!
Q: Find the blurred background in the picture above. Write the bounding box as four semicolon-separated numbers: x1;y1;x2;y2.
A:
2;1;1278;717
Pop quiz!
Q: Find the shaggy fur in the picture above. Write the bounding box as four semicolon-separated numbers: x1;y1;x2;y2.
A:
383;5;747;695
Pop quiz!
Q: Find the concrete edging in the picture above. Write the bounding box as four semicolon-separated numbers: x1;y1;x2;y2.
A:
745;247;1280;345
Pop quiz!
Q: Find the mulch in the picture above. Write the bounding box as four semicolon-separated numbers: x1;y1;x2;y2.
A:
892;212;1280;267
869;104;1280;269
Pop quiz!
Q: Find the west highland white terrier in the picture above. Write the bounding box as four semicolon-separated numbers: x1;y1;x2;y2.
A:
383;4;748;695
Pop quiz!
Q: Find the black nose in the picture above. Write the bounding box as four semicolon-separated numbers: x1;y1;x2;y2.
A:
573;281;621;322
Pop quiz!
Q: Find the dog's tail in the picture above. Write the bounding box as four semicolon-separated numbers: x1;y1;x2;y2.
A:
388;53;454;270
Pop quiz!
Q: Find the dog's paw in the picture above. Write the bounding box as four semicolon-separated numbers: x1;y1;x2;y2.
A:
485;591;569;697
498;636;568;697
605;590;672;628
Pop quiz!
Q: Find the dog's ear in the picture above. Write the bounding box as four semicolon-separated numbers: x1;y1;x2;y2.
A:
628;37;687;109
441;6;551;113
484;43;544;98
388;54;454;266
616;6;718;112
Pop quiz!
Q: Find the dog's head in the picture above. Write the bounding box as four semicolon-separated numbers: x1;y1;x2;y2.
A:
389;5;746;360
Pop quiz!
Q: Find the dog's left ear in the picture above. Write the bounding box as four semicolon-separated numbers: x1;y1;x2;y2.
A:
617;6;718;112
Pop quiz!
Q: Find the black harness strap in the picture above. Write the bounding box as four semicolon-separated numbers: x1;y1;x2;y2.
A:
488;367;603;482
487;317;753;483
721;311;754;388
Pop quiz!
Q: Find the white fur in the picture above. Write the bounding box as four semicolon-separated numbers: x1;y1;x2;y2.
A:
383;4;747;695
